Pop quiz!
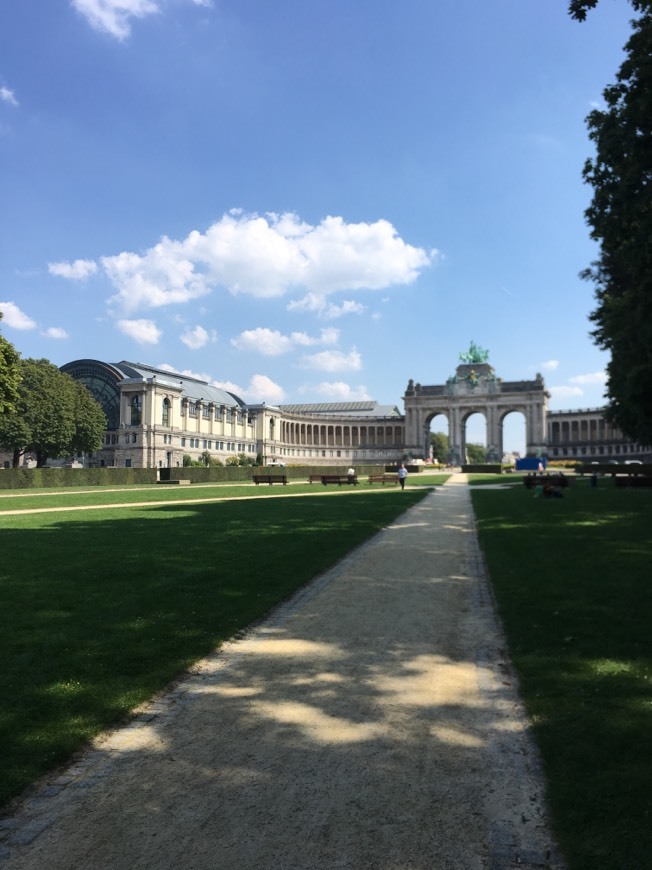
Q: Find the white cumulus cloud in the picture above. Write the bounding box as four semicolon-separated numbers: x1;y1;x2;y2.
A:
301;348;362;373
180;325;213;350
569;371;607;386
541;359;559;371
42;327;69;339
231;326;339;356
48;259;98;280
0;86;18;107
549;385;584;400
117;318;162;344
0;301;37;330
299;381;372;401
243;374;286;404
288;293;366;319
98;210;432;314
71;0;159;40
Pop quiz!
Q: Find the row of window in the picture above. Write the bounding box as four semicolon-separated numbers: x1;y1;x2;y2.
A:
180;438;256;453
127;395;252;428
551;444;645;457
106;433;138;445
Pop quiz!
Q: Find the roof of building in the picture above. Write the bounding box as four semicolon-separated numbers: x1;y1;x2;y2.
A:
279;401;402;418
113;361;245;407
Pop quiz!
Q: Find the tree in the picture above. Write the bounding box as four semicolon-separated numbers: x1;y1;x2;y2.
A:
572;1;652;443
430;431;449;462
69;378;107;457
0;358;105;467
466;443;487;464
0;312;21;415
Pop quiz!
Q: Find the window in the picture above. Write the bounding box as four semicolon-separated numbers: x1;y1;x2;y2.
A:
181;437;186;447
203;405;211;419
162;398;170;427
132;433;137;443
130;395;142;426
189;402;198;418
125;459;132;468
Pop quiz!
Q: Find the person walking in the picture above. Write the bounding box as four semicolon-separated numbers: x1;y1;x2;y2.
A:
397;463;408;490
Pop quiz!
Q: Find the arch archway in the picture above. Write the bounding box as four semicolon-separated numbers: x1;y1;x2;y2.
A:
404;355;549;464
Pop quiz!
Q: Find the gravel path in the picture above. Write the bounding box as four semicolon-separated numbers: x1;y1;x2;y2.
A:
1;475;564;869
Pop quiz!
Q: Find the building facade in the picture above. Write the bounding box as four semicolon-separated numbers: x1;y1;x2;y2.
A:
546;407;651;462
3;354;649;469
54;360;405;469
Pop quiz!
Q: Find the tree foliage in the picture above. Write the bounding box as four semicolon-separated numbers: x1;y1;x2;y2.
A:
466;443;487;464
0;312;21;415
569;0;648;22
573;1;652;443
0;358;106;467
430;431;449;462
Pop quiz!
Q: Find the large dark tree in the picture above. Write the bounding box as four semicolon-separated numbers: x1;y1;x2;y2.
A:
572;1;652;443
0;312;21;415
0;358;106;467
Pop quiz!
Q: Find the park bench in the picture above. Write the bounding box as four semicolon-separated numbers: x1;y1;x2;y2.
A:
320;474;358;485
307;474;325;483
252;474;288;485
367;474;398;485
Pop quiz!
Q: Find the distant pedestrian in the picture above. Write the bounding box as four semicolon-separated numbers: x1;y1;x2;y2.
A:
347;467;356;485
398;463;408;490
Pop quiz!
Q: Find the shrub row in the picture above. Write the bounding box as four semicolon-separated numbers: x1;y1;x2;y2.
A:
0;464;388;489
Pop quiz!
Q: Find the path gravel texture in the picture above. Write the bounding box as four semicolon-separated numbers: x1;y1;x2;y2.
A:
1;475;565;869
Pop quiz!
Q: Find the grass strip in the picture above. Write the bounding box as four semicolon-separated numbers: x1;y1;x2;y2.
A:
471;477;652;870
0;488;428;808
0;475;445;513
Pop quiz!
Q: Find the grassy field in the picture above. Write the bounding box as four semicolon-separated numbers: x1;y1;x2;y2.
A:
470;475;652;870
0;487;430;808
0;473;444;512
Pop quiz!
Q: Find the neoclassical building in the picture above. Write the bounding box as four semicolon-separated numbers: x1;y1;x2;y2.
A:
56;359;406;469
4;353;647;469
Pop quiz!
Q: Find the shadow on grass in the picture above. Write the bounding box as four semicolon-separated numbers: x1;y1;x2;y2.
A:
472;482;652;869
0;491;430;809
0;486;556;868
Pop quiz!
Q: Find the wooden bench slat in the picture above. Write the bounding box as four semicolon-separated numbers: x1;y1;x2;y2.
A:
252;474;287;485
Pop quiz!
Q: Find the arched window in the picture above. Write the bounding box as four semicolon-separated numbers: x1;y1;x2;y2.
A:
162;398;170;427
130;395;142;426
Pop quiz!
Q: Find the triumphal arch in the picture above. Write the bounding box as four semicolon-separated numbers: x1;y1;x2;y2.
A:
403;343;550;464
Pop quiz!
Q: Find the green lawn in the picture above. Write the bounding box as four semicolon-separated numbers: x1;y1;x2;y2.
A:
0;474;446;512
471;476;652;870
0;488;429;808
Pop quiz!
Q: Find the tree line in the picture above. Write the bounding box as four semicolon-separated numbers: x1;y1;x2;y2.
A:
0;316;105;468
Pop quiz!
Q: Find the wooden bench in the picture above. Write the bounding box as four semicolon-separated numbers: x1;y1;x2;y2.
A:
307;474;325;484
252;474;287;485
320;474;358;485
368;474;398;485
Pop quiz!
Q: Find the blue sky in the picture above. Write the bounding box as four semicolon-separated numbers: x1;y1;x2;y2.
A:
0;0;634;453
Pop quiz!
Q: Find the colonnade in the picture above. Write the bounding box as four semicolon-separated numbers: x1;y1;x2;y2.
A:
279;419;404;449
